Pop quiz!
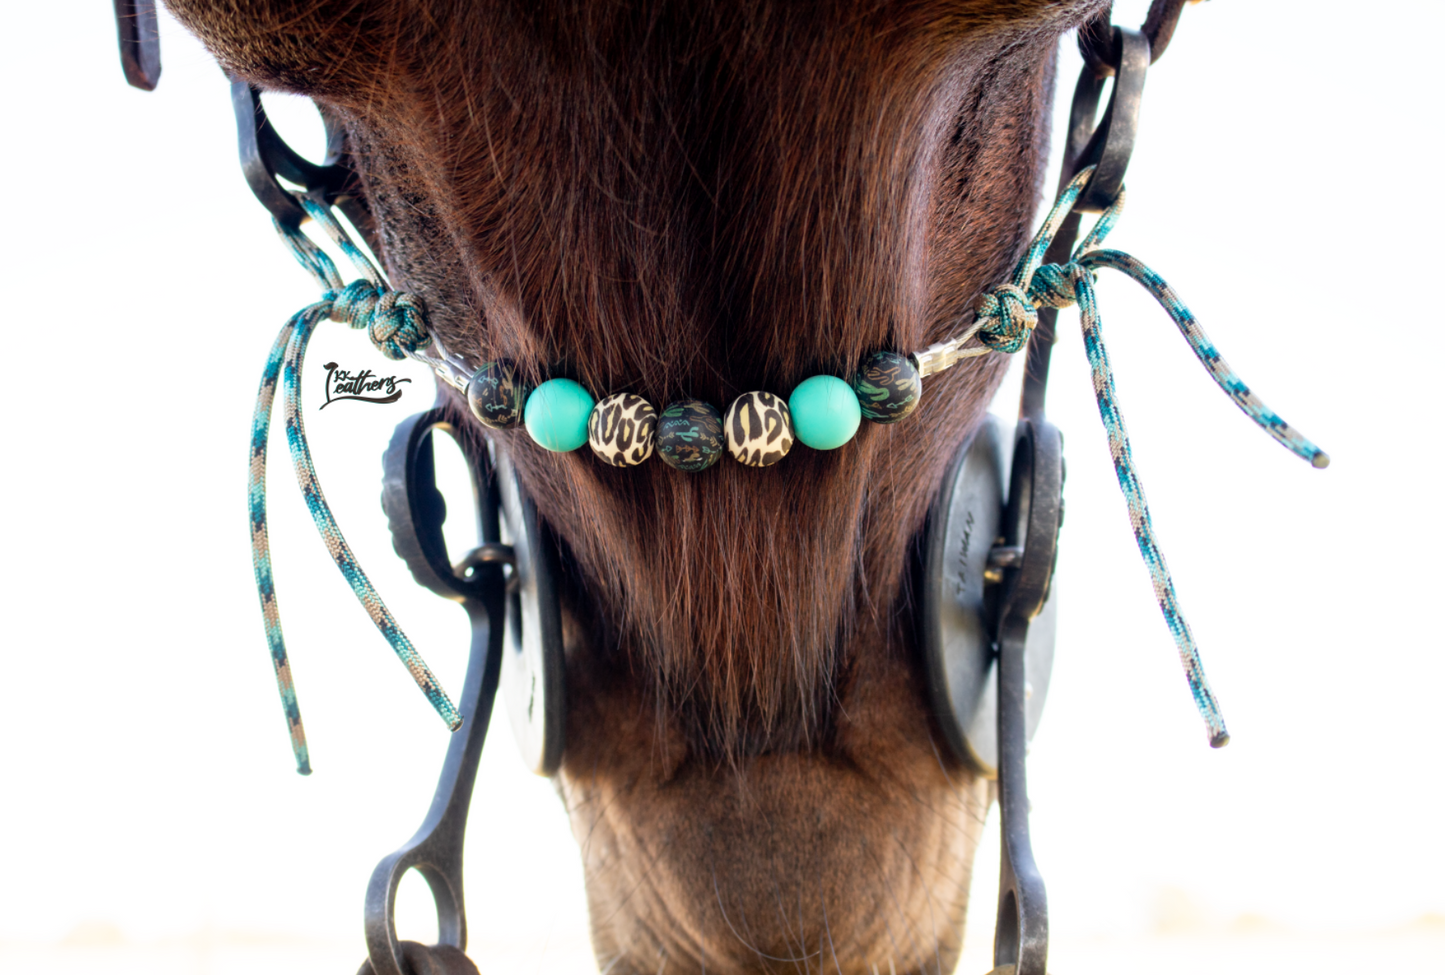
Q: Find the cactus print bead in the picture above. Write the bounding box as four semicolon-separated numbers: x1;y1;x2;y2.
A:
588;393;658;467
852;351;921;424
466;359;529;429
724;391;794;467
655;400;725;472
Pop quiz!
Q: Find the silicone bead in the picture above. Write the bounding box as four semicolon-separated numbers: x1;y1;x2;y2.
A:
524;378;595;452
655;400;725;472
852;351;922;424
724;391;794;467
588;393;658;467
788;375;861;450
466;359;528;429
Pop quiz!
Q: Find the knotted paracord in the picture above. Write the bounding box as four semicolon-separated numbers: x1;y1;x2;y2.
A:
250;195;458;775
953;166;1328;747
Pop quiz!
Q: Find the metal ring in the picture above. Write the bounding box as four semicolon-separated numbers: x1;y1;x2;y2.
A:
455;543;519;593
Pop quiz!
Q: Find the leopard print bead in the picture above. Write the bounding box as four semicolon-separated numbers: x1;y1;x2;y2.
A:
724;391;794;467
587;393;658;466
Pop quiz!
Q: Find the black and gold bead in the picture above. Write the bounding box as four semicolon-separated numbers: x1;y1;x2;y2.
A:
466;359;529;429
655;400;725;472
852;351;922;424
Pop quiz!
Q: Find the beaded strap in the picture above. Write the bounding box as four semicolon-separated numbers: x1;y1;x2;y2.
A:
468;170;1324;474
248;170;1327;766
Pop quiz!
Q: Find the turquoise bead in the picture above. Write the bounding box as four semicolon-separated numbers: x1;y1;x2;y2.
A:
788;375;861;450
524;378;595;452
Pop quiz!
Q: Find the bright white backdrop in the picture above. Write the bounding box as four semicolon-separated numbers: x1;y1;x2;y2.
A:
1;2;1441;974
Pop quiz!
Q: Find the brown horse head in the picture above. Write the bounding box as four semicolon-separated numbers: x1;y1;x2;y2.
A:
166;1;1102;971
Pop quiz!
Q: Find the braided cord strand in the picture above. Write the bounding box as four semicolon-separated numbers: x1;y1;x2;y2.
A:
293;197;433;362
249;310;316;775
248;193;458;771
279;305;462;732
1071;265;1229;746
276;211;345;292
1079;248;1329;468
297;198;384;289
959;166;1327;744
972;169;1102;355
1012;169;1097;285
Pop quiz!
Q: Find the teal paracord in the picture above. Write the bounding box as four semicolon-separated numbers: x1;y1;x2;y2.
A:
249;167;1326;769
964;168;1329;746
249;196;458;775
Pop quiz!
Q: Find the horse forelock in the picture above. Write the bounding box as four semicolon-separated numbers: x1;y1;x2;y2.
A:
170;0;1098;764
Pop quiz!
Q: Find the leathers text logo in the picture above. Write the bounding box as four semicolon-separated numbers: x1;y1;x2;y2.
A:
320;362;412;409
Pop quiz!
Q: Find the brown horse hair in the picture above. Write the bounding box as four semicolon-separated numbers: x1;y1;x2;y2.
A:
167;0;1105;764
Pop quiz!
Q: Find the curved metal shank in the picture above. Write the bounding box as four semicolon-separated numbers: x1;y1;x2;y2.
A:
113;0;160;90
228;79;381;257
991;418;1064;975
362;408;509;975
1070;28;1151;214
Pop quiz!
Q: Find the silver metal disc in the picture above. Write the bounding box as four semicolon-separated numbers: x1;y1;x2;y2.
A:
920;415;1056;777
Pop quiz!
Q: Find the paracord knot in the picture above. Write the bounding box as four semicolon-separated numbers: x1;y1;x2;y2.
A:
1027;263;1078;310
978;282;1037;353
327;280;432;361
328;279;380;328
367;291;432;361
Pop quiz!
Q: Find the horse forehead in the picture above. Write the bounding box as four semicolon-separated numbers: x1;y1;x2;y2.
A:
168;0;1085;328
167;0;1087;87
317;3;1073;390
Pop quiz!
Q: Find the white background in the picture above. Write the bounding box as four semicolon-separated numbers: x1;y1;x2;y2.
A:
1;2;1441;973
